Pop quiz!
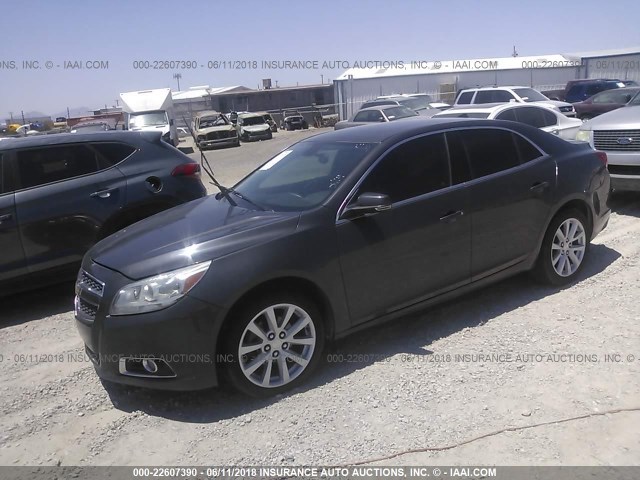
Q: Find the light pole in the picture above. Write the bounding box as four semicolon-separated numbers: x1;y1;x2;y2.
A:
173;73;182;91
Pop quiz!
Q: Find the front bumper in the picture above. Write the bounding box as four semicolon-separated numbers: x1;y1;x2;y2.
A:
610;175;640;191
198;136;238;148
241;130;271;141
74;261;226;390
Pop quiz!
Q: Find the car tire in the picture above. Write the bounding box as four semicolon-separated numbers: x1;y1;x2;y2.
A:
532;208;590;286
221;293;325;397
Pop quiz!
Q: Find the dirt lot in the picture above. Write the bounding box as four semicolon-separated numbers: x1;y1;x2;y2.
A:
0;130;639;466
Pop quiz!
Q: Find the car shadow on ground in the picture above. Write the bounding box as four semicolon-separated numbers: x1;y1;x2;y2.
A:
0;281;75;329
103;243;621;423
609;192;640;217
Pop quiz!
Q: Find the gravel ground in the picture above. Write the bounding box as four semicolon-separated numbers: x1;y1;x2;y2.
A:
0;131;638;466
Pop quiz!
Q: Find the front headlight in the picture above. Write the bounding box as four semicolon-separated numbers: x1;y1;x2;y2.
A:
576;130;591;143
110;262;211;316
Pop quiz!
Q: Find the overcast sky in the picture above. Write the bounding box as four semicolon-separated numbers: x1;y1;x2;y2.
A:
1;0;639;118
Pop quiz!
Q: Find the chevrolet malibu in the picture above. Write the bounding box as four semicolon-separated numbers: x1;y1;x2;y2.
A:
75;119;611;396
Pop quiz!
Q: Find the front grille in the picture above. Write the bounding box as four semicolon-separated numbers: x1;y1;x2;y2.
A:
594;130;640;151
76;296;98;320
608;164;640;176
80;271;104;297
204;130;235;140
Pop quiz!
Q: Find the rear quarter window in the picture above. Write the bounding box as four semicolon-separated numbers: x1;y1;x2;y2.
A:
91;142;136;166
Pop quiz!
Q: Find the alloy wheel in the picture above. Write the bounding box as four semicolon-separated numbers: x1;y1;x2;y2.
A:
551;218;586;277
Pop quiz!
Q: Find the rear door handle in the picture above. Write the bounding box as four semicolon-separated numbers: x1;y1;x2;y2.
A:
439;210;464;223
530;181;550;194
90;188;115;199
0;213;13;224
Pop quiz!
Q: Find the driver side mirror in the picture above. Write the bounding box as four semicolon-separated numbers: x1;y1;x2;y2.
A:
342;192;392;220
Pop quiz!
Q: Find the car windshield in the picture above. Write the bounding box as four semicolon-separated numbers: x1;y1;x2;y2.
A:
129;111;167;127
513;88;550;102
383;106;419;120
242;116;267;126
233;141;375;211
199;115;228;128
398;97;429;110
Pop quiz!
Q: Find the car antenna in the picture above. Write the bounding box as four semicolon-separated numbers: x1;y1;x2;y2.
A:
182;116;237;207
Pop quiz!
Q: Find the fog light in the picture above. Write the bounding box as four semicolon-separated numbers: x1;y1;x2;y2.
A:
142;358;158;373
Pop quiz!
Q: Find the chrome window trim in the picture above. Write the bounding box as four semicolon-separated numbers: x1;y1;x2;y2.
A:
335;126;549;224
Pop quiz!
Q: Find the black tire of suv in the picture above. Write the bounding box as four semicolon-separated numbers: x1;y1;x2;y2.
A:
532;208;590;286
221;292;325;397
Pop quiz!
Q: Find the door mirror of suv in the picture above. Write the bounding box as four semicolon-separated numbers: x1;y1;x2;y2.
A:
342;192;392;220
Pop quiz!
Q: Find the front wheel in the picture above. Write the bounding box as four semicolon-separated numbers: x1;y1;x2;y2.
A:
532;209;589;285
222;294;325;397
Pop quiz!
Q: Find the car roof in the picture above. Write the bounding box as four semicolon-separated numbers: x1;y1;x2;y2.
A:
440;103;557;114
0;131;154;151
460;86;530;92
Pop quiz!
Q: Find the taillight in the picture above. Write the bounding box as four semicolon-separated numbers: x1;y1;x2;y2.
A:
595;151;608;167
171;163;201;176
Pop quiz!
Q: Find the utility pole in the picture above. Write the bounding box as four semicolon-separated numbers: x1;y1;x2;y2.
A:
9;112;13;122
321;74;324;85
512;45;519;57
173;73;182;91
21;110;25;124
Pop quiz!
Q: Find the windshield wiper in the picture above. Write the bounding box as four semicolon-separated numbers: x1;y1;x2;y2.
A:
182;116;265;211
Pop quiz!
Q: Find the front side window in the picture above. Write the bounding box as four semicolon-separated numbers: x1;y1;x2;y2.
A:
457;129;520;178
358;134;451;203
476;90;516;103
234;141;375;211
353;111;370;122
16;144;101;189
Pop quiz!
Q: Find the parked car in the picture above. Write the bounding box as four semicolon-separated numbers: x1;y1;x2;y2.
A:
236;112;273;141
361;97;438;117
576;92;640;191
0;131;207;295
256;112;278;132
74;118;610;396
376;94;450;111
193;111;239;149
281;111;308;130
454;86;576;117
334;105;419;130
563;79;627;104
434;103;583;140
70;122;113;133
573;87;640;120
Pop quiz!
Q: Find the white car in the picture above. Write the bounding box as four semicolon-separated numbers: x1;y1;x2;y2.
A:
433;103;583;140
454;86;576;117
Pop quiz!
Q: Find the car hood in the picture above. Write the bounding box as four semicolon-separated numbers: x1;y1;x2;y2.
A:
196;125;235;135
241;124;270;132
89;196;300;280
580;105;640;130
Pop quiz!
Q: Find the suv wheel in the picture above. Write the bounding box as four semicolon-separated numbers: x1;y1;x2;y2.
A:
222;294;325;397
533;209;589;285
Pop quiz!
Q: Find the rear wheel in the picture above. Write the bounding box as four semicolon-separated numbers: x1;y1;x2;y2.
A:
222;293;325;397
532;209;589;285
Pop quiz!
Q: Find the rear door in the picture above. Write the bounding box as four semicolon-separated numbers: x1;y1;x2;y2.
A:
14;143;127;274
447;128;555;280
0;151;27;282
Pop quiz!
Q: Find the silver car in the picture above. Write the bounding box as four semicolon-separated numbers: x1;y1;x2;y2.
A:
334;105;419;130
577;92;640;191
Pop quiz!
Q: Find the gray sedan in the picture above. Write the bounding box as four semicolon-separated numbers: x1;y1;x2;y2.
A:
334;105;419;130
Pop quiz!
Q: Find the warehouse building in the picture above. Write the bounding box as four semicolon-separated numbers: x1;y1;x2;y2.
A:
333;47;640;119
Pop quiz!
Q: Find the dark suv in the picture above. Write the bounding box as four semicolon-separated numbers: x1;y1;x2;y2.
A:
564;79;626;103
0;131;206;295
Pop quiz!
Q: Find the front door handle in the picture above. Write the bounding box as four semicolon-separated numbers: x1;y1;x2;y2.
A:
0;213;12;224
439;210;464;223
530;181;550;195
90;188;115;199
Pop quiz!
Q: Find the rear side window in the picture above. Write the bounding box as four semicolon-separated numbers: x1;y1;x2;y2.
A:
456;91;474;104
513;134;543;163
91;142;136;166
457;129;520;178
16;144;101;189
360;134;451;202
